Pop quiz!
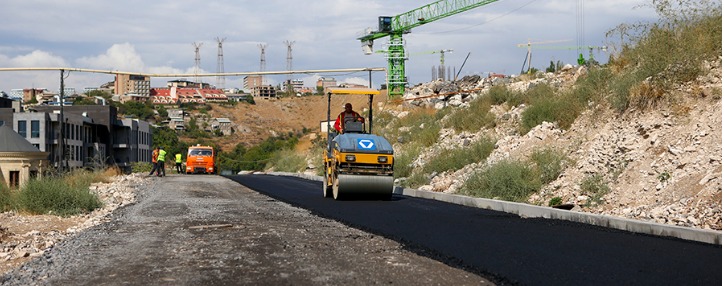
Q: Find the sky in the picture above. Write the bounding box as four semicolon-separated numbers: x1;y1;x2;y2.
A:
0;0;659;94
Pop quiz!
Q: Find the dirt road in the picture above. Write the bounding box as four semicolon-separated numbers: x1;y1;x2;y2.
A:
1;175;490;285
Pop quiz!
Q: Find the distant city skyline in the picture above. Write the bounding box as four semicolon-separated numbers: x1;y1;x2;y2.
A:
0;0;658;94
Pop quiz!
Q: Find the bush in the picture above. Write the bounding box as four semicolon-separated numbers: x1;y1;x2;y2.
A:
461;160;541;202
580;174;610;206
386;108;442;147
132;161;153;173
548;196;563;207
16;176;102;216
0;183;15;212
530;148;567;184
519;92;580;134
444;98;496;132
393;144;422;179
606;0;721;112
422;137;495;174
266;149;307;173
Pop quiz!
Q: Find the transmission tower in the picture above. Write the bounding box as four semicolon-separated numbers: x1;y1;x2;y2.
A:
215;37;226;89
192;42;203;86
258;43;267;85
284;40;295;85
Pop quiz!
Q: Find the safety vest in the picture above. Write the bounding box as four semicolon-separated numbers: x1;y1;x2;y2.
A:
152;149;159;163
157;149;167;162
175;153;182;163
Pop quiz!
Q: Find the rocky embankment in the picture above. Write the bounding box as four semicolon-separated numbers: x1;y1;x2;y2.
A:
395;61;722;231
0;174;148;274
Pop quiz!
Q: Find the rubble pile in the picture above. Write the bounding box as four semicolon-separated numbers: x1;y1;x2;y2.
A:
0;174;148;263
396;60;722;230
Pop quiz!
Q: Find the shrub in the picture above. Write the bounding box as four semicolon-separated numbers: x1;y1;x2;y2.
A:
571;67;612;105
487;84;515;105
387;108;442;147
580;174;610;206
445;98;496;132
548;196;563;207
461;160;541;202
132;161;153;173
519;92;580;134
422;137;495;174
393;144;422;179
530;148;567;184
16;176;103;216
266;149;307;173
0;183;15;212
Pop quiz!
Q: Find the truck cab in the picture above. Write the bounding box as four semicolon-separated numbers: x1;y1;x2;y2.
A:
186;145;216;174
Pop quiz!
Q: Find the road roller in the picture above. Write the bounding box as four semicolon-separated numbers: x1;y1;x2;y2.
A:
322;88;394;200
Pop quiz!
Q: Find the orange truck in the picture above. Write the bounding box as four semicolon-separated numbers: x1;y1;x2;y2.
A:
186;145;216;174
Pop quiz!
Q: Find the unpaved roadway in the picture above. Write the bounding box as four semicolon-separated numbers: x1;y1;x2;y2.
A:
1;175;491;285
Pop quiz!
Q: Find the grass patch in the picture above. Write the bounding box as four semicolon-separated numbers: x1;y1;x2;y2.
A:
0;169;120;216
580;174;610;206
266;149;307;173
530;147;567;184
385;108;442;147
393;143;423;179
444;97;496;132
422;137;495;174
606;1;721;112
519;94;580;134
461;160;541;202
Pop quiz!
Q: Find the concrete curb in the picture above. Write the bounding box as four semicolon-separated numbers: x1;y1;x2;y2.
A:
263;172;722;245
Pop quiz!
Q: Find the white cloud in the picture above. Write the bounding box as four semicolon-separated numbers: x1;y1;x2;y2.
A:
0;0;661;92
6;50;68;67
76;43;145;71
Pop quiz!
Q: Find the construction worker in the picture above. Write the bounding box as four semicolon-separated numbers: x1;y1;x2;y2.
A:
148;146;159;176
175;152;183;174
333;103;364;133
156;147;167;177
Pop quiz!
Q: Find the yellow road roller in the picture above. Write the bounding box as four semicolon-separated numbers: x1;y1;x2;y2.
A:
322;88;394;200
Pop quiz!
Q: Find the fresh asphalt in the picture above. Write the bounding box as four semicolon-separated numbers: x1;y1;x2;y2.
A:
225;174;721;285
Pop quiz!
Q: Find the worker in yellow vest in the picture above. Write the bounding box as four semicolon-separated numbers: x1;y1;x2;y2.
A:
156;147;167;177
175;152;183;174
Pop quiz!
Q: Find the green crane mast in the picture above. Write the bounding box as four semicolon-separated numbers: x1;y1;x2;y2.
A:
358;0;499;97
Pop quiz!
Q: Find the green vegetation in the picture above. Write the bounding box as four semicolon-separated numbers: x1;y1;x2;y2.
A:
0;168;119;216
606;0;721;112
518;84;580;134
266;149;307;173
548;196;563;207
444;96;496;132
218;132;302;173
461;160;541;202
422;137;495;175
117;101;155;120
458;147;568;202
530;147;567;184
580;174;610;207
152;126;188;158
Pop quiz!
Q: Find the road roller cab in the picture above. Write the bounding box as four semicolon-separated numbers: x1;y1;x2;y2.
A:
322;88;394;200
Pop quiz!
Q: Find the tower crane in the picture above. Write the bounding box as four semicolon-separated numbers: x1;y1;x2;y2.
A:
358;0;499;97
516;39;571;74
516;43;607;73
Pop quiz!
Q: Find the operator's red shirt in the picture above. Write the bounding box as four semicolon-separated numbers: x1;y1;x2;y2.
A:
334;111;363;133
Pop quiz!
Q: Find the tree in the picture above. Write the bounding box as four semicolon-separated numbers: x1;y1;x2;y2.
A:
73;96;97;105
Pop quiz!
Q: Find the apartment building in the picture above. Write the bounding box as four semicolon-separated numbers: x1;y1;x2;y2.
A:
3;105;152;172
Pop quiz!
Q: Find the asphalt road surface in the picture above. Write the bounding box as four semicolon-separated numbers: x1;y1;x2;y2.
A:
226;174;722;285
1;175;491;285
